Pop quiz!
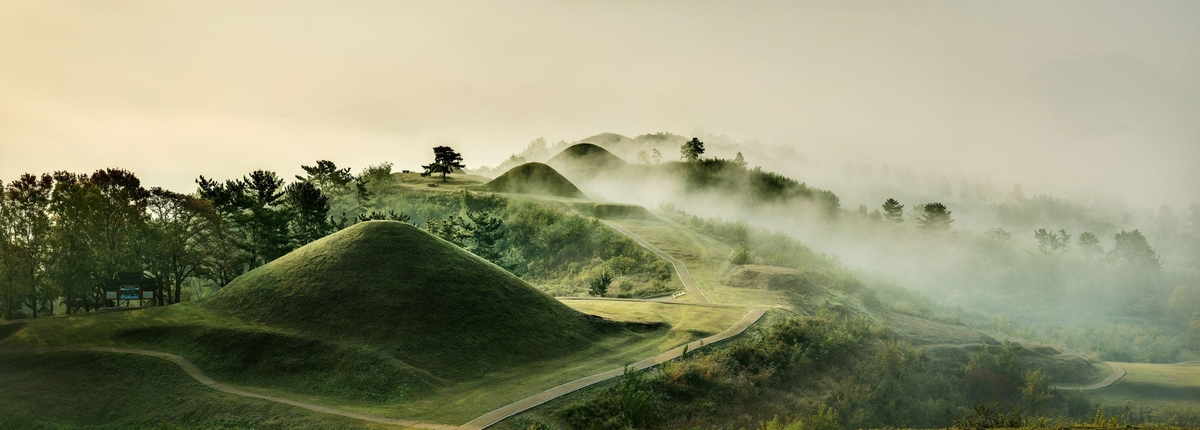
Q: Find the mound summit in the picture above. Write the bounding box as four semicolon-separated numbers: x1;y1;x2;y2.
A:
482;162;587;199
547;143;628;170
209;221;599;377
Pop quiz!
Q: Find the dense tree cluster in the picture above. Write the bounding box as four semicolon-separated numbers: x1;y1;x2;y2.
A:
0;160;388;319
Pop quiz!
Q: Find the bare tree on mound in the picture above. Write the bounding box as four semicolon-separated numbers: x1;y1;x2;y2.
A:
422;146;465;182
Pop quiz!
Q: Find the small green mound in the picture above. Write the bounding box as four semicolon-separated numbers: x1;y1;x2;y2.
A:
208;221;600;379
547;143;628;170
481;162;588;199
725;264;814;292
572;202;657;220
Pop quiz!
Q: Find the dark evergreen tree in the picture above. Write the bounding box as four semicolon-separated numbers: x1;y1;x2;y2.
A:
882;198;905;224
356;210;410;223
296;160;353;193
284;181;332;247
240;170;292;266
917;202;953;233
1077;232;1103;261
1111;229;1160;270
466;210;505;264
422;146;465;182
680;137;705;162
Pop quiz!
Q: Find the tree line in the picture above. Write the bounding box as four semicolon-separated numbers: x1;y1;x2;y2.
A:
0;156;433;319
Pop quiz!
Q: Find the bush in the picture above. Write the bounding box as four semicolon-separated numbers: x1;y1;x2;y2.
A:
588;271;613;297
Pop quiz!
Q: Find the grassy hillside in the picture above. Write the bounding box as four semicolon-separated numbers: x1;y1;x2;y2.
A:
481;163;587;199
209;221;601;380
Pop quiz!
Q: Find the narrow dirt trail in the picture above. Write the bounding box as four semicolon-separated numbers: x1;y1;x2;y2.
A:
0;346;456;430
1051;362;1126;391
603;221;712;304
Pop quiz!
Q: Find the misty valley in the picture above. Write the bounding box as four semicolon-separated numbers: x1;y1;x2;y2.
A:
3;2;1200;429
2;133;1198;429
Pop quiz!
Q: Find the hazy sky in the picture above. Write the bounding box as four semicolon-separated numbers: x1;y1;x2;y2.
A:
2;1;1197;206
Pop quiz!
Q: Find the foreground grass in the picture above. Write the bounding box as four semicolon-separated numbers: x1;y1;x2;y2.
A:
1091;362;1200;410
0;299;746;425
0;351;401;430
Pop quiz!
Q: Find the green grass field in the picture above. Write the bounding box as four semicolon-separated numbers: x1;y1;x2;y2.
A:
0;221;751;425
0;298;746;425
0;351;400;430
1091;362;1200;409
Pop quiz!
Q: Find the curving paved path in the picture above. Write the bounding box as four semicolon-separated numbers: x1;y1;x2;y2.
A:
603;221;712;304
459;307;766;430
0;346;456;430
1051;361;1126;391
1;222;762;429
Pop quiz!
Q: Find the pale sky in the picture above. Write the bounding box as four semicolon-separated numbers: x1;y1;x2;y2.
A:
1;1;1197;206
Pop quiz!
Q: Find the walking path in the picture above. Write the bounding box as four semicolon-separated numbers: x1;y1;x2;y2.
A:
1;222;762;429
603;221;712;304
459;307;765;430
1051;362;1126;391
0;346;457;430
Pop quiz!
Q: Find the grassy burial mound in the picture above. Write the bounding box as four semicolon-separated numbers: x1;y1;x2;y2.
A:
547;143;628;171
208;220;602;380
481;162;587;199
724;264;814;292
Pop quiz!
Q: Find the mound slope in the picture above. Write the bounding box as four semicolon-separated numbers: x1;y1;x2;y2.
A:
208;221;598;378
547;143;628;170
725;265;813;292
482;162;587;199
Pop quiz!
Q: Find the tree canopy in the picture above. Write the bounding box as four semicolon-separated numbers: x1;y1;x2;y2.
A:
680;138;705;162
917;202;953;233
422;146;466;182
882;198;905;224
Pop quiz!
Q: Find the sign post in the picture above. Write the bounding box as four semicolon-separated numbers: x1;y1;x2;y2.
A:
102;273;159;308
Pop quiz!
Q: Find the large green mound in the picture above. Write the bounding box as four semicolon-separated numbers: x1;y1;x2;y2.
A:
547;143;628;170
481;162;588;199
208;221;599;379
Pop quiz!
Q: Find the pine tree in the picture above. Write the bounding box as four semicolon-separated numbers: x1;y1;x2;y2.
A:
284;181;331;247
917;202;954;233
1111;229;1160;270
422;146;466;182
680;138;705;162
882;198;905;224
1077;232;1103;261
734;152;747;167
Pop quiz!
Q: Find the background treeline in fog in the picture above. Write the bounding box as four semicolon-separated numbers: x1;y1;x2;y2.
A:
488;132;1200;365
0;161;673;319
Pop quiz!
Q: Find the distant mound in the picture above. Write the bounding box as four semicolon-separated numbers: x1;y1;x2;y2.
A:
572;202;657;220
208;221;599;378
548;143;628;170
575;132;632;147
725;265;813;292
482;162;587;199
